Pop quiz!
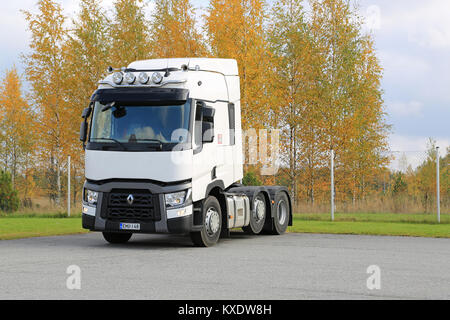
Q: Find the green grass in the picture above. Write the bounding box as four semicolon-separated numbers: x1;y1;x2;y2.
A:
293;212;450;224
0;212;449;241
0;218;87;240
0;212;82;218
288;213;450;238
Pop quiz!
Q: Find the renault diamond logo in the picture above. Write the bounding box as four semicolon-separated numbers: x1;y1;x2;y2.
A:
127;194;134;205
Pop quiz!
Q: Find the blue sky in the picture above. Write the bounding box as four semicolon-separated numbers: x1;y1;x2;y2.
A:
358;0;450;154
1;0;449;158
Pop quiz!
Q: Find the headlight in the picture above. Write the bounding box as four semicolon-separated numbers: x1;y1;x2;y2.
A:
112;72;123;84
165;189;191;208
124;72;136;84
85;190;98;206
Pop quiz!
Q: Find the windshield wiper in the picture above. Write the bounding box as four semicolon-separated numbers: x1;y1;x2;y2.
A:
101;102;116;112
91;138;127;150
130;138;163;150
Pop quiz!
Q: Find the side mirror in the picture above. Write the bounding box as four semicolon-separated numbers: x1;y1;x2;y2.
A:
82;107;92;119
80;104;93;146
202;122;214;143
80;121;88;142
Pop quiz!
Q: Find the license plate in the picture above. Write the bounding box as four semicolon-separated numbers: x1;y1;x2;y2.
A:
120;223;140;231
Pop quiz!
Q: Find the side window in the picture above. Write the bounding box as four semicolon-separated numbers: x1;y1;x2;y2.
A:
228;103;235;145
194;101;203;150
90;102;111;141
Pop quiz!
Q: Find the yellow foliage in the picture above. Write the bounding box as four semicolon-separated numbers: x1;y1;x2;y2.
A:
150;0;207;58
0;68;36;198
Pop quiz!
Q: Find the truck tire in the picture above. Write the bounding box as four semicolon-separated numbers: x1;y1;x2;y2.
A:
243;192;266;235
270;192;290;235
190;196;222;247
102;232;132;244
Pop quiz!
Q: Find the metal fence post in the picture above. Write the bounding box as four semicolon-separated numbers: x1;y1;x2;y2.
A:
436;147;440;224
68;156;71;217
331;149;334;221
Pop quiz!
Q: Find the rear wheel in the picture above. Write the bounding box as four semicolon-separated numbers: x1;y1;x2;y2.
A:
102;232;132;244
271;192;290;235
190;196;222;247
243;192;266;235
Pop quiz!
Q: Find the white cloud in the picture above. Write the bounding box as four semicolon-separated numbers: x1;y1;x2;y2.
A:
387;100;423;117
388;134;449;171
372;0;450;49
379;50;431;76
102;0;115;8
408;26;450;49
0;1;35;55
362;5;381;32
408;4;450;49
389;134;448;152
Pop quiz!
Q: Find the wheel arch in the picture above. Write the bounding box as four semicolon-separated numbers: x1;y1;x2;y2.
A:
264;186;293;226
226;186;273;219
205;180;228;236
280;189;293;226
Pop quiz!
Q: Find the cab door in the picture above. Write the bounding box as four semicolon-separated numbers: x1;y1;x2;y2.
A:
192;101;217;202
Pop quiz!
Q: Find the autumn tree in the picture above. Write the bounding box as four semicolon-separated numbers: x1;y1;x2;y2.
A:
205;0;271;131
268;0;326;204
0;68;36;199
66;0;110;108
109;0;150;67
65;0;111;204
150;0;207;57
309;0;360;202
23;0;69;205
0;171;20;212
205;0;274;181
441;147;450;209
414;139;440;210
10;0;395;211
309;0;389;204
344;36;390;203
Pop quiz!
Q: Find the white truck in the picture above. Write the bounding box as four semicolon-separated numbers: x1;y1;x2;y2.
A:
80;58;292;246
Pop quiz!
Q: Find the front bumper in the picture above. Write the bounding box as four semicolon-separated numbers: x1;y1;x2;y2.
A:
82;179;198;234
82;210;193;234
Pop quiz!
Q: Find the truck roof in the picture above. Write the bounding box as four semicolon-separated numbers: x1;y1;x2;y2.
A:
128;58;239;76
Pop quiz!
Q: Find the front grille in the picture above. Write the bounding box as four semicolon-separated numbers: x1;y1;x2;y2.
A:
105;190;160;221
108;207;154;220
109;193;154;207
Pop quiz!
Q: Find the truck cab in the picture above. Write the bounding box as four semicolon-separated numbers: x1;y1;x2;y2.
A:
80;58;292;246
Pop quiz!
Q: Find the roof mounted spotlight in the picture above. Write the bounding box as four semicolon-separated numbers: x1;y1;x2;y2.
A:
112;72;123;85
124;72;136;84
181;64;188;71
138;72;149;84
151;72;163;84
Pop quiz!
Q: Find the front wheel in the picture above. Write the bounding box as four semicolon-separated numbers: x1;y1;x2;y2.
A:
102;232;132;244
190;196;222;247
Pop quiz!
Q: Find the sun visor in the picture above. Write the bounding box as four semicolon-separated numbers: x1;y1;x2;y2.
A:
90;88;189;105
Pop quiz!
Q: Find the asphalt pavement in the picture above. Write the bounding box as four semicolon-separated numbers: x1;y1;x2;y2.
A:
0;232;449;299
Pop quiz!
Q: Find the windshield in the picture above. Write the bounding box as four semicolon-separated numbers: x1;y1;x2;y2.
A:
89;101;191;148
